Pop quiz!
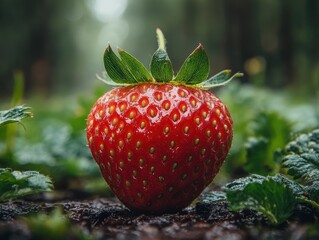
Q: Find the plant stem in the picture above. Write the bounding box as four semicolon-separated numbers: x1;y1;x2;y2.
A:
297;196;319;212
156;28;166;50
5;71;25;156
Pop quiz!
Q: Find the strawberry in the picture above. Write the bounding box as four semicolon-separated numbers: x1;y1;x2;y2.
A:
87;29;242;214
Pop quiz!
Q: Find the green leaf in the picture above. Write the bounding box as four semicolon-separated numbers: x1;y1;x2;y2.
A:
195;191;227;215
244;111;292;175
103;45;136;84
13;120;100;178
252;111;292;141
96;73;126;87
0;168;53;202
118;48;153;82
200;70;243;89
271;174;305;196
174;44;209;85
197;191;227;205
23;207;93;240
224;173;304;197
224;174;297;225
150;48;173;82
223;174;265;191
0;105;32;127
281;129;319;201
23;208;70;240
244;137;273;175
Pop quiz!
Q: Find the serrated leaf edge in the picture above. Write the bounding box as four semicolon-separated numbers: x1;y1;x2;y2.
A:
0;168;53;202
0;105;33;127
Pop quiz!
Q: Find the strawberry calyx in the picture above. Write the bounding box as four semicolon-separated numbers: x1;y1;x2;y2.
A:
100;29;243;89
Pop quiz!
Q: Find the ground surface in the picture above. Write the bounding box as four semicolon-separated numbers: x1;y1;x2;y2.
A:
0;194;318;240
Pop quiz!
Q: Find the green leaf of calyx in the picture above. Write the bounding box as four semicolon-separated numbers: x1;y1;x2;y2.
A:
150;48;173;82
149;29;173;82
281;129;319;201
0;105;32;127
199;70;243;89
223;174;298;225
0;168;53;202
174;44;209;85
96;73;126;87
104;45;137;84
118;49;153;83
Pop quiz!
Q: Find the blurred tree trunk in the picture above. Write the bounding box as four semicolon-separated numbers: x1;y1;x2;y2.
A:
0;0;79;99
223;0;257;77
28;1;51;95
278;0;294;87
0;0;51;97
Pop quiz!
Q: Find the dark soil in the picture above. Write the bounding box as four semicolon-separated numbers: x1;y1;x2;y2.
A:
0;195;318;240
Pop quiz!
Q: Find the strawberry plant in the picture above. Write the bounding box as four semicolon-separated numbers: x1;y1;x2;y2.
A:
0;106;32;127
197;129;319;225
0;106;52;202
22;208;93;240
244;111;292;175
86;29;242;213
217;82;319;177
282;129;319;202
0;168;52;202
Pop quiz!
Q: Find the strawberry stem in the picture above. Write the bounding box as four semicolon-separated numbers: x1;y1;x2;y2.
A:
156;28;166;50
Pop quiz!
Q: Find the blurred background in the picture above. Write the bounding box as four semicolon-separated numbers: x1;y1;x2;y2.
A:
0;0;319;192
1;0;319;99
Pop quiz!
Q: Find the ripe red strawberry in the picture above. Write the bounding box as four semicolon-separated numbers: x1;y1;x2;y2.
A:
87;29;242;214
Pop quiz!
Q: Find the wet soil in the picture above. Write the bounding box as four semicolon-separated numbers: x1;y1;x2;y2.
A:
0;195;318;240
